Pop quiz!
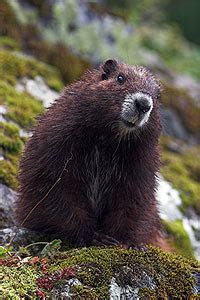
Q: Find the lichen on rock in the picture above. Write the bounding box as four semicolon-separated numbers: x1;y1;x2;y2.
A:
0;244;199;299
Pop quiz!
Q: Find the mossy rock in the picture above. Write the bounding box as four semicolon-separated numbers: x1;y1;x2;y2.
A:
162;219;194;258
0;0;90;86
27;41;91;84
161;81;200;135
0;121;22;189
161;138;200;214
0;36;20;51
0;48;63;189
0;49;63;91
1;245;199;299
0;81;44;188
0;80;43;129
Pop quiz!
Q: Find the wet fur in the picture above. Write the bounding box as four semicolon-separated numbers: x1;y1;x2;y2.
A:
16;60;162;247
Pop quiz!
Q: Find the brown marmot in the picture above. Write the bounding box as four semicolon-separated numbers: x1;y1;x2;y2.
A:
16;59;162;248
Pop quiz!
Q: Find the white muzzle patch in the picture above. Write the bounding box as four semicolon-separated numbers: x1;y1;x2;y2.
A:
121;92;153;129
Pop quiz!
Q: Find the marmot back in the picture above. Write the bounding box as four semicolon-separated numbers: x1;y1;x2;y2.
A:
16;59;162;247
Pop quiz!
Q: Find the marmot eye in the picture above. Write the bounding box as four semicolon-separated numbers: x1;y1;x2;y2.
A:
117;74;126;84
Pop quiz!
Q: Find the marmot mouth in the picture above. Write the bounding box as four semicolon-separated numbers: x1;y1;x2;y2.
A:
121;118;136;128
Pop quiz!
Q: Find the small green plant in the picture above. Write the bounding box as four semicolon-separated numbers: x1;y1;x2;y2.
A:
1;245;198;298
162;219;194;258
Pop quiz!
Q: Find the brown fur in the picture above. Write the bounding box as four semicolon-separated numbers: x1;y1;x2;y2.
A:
16;59;162;247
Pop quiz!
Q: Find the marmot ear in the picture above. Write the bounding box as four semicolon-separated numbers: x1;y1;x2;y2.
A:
102;59;118;75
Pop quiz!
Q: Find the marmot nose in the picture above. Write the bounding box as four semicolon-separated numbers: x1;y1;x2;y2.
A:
135;98;151;113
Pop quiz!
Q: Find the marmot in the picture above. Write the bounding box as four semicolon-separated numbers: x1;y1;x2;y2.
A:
16;59;162;247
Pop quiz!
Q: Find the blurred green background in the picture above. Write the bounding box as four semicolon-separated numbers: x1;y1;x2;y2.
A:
0;0;200;259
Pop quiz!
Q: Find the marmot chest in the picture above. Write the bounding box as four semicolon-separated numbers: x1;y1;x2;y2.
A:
85;146;116;208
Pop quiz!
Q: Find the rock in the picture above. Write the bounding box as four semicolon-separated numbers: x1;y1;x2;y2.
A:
16;76;59;108
0;182;54;247
182;212;200;259
109;269;156;299
19;128;32;138
0;105;7;122
51;278;83;299
165;140;185;154
109;277;139;299
160;107;196;144
1;246;199;298
156;175;200;259
0;183;17;229
140;48;166;71
173;74;200;107
0;227;16;245
0;149;4;161
0;105;7;115
156;175;183;221
0;226;50;250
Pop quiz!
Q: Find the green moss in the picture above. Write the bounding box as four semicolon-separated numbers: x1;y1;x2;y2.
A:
32;42;91;84
0;81;44;188
50;246;198;298
0;49;63;91
161;142;200;214
140;25;200;80
0;36;20;51
0;0;88;86
0;121;24;188
0;122;22;154
0;159;18;188
161;81;200;135
0;81;43;129
1;246;198;299
0;47;63;188
162;219;194;258
1;265;39;299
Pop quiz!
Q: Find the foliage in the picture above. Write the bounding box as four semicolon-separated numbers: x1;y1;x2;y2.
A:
0;0;90;85
6;0;200;81
0;121;22;188
1;265;39;298
0;49;62;91
0;81;43;129
26;41;91;84
0;2;199;292
0;244;198;298
43;1;200;80
162;219;194;258
22;0;53;18
0;36;20;51
7;0;38;25
105;0;168;23
166;0;200;45
161;141;200;214
0;0;22;42
141;25;200;80
0;80;43;188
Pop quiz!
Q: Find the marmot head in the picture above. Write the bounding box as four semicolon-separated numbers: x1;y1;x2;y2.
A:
80;59;161;137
